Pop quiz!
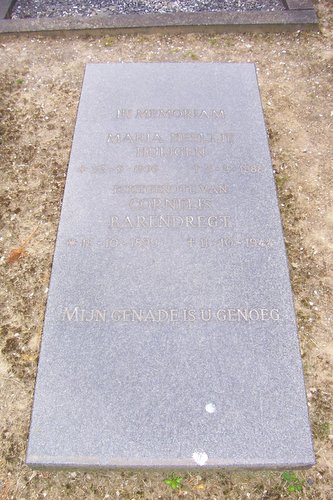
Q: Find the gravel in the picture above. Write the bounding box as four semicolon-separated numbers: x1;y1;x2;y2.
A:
11;0;286;19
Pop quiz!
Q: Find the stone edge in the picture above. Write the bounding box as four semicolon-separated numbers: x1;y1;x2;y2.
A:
0;0;16;19
0;8;318;35
282;0;315;10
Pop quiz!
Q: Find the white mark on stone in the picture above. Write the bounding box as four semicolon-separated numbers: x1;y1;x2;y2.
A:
192;451;208;466
205;403;216;414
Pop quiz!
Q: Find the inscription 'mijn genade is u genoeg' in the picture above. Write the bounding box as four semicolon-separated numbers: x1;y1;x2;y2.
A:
27;64;315;470
60;305;281;323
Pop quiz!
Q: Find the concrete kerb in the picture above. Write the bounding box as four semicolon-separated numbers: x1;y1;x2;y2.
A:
283;0;315;9
0;0;16;19
0;9;318;36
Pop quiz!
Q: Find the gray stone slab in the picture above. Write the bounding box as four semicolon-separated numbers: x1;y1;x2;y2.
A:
27;63;315;470
0;10;318;34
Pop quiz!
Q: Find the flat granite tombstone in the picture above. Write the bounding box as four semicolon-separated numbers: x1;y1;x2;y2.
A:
27;63;315;469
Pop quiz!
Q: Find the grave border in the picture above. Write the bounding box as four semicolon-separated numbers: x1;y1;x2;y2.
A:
0;1;318;34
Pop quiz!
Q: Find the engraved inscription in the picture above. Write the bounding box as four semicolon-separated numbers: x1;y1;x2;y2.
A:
61;306;281;323
107;132;233;144
66;238;160;249
106;128;235;163
186;237;274;249
170;132;234;143
111;184;227;195
65;237;274;251
109;214;231;229
107;132;164;144
199;185;228;194
133;164;159;173
63;306;107;322
240;165;263;173
136;146;206;158
128;198;213;210
115;109;225;119
78;164;159;174
193;164;264;174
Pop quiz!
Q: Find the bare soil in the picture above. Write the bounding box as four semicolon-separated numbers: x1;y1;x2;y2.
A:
0;0;332;498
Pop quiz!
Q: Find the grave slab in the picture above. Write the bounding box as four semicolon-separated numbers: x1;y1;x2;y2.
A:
27;63;315;470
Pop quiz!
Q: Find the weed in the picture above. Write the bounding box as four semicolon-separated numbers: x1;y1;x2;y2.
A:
103;36;114;47
164;475;183;490
281;471;305;493
184;50;199;60
310;388;332;441
135;34;149;43
275;173;289;190
0;478;11;499
7;226;38;264
318;421;330;437
169;47;181;54
209;35;218;46
313;417;331;440
16;78;24;85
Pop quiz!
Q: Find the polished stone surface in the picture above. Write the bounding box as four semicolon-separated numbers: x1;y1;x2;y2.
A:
27;63;315;469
